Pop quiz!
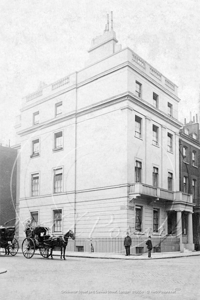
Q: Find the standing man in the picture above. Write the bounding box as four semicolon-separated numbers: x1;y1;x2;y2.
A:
124;232;132;256
146;236;153;258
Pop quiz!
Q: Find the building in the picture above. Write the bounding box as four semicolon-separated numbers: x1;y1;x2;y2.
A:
15;15;194;253
0;145;17;227
179;117;200;250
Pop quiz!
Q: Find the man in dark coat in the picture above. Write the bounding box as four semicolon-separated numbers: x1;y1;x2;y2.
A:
124;232;132;256
146;236;153;258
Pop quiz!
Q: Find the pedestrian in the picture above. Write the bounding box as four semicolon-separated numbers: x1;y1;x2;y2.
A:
146;236;153;258
124;232;132;256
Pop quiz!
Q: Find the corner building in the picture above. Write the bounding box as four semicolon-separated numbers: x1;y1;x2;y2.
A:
16;22;194;253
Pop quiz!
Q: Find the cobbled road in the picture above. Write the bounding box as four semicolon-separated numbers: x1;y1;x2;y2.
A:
0;253;199;300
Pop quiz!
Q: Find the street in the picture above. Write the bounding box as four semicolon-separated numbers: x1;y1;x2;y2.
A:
0;253;199;300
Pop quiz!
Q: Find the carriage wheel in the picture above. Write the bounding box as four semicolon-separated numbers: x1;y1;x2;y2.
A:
39;247;50;258
22;238;35;259
9;238;19;256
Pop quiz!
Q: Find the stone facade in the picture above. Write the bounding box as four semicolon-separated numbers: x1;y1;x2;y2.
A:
15;18;195;253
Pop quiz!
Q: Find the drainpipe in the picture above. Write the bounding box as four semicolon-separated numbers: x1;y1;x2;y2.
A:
74;72;78;250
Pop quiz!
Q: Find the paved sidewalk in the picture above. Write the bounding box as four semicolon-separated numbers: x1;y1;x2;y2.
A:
16;248;200;260
64;250;200;260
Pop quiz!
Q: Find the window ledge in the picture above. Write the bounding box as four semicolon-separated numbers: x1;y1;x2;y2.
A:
134;135;143;141
30;194;39;198
134;231;145;235
53;192;65;196
192;165;198;169
53;147;63;152
167;150;173;154
152;143;160;148
30;153;40;158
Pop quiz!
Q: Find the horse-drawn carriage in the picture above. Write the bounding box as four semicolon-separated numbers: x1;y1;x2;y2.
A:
22;225;75;259
0;226;19;256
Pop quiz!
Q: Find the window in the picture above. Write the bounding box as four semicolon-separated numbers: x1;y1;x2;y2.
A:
30;212;38;227
168;172;173;191
184;128;189;135
54;168;63;193
153;167;159;187
54;132;63;150
152;125;159;145
183;176;188;193
193;133;197;139
153;209;159;233
153;93;158;108
31;173;39;196
32;139;39;156
135;206;142;232
135;81;142;98
33;111;39;125
135;161;142;183
192;151;197;166
135;116;142;138
168;103;173;117
53;209;62;232
182;212;188;235
167;133;173;152
182;146;187;162
55;102;62;116
192;179;196;200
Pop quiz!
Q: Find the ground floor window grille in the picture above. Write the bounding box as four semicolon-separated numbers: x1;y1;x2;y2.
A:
153;209;159;232
135;206;142;232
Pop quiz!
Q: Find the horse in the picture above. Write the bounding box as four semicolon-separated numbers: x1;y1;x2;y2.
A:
44;230;75;260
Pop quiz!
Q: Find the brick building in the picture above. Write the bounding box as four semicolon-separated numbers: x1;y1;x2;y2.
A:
179;117;200;250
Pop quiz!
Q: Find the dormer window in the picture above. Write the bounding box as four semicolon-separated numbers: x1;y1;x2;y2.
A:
184;128;189;135
192;133;197;140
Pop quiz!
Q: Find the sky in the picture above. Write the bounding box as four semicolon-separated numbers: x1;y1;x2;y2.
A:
0;0;200;145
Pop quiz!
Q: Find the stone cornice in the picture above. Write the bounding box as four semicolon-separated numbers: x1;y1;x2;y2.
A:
127;62;180;103
17;92;182;136
126;93;182;130
179;132;200;148
20;56;180;113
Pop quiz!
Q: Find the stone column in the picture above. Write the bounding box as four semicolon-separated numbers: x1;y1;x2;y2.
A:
187;212;193;245
176;211;183;252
